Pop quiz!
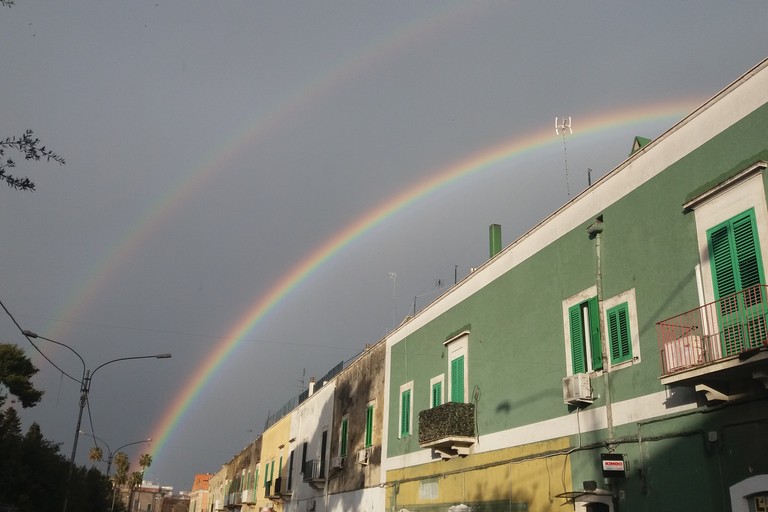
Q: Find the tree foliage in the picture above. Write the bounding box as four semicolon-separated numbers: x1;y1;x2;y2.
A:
88;446;104;466
0;348;112;511
0;130;64;191
0;344;43;408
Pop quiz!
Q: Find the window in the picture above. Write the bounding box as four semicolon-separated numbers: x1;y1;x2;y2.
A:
430;375;444;408
568;296;602;374
444;331;469;403
320;430;327;477
607;302;632;364
365;403;374;448
708;209;765;355
399;382;413;438
339;415;349;457
300;442;307;474
287;451;294;491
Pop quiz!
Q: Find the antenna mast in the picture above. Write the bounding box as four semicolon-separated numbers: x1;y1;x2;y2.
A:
555;116;573;196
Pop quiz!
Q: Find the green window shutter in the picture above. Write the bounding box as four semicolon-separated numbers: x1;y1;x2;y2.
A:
270;460;274;481
607;302;632;363
710;223;738;298
254;469;258;491
450;355;465;403
365;405;374;447
709;209;764;299
400;389;411;436
340;417;348;456
264;462;268;485
733;211;763;289
431;381;442;407
587;297;603;371
569;303;586;373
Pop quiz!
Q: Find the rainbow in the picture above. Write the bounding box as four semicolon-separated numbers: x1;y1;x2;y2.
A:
147;97;700;463
45;2;477;343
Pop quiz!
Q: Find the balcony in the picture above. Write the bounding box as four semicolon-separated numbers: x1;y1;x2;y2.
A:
656;284;768;399
303;459;325;489
418;402;475;460
241;490;256;504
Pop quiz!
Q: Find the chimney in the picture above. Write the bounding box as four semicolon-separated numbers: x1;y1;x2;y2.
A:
489;224;502;258
308;377;316;396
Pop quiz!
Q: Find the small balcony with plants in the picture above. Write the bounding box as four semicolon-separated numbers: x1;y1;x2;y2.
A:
418;401;475;460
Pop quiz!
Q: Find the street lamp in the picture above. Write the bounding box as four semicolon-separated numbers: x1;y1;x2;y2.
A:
78;430;152;476
21;330;171;512
79;431;151;512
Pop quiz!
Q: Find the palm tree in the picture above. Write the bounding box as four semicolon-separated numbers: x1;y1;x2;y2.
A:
127;471;142;511
138;453;152;481
88;446;104;467
112;452;130;512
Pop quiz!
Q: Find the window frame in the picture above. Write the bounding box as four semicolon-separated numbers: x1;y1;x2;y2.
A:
444;331;469;404
689;166;768;306
429;374;444;408
365;402;374;448
339;415;349;457
562;286;601;376
399;382;413;438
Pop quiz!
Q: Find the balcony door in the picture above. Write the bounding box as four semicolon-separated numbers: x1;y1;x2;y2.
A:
708;208;765;355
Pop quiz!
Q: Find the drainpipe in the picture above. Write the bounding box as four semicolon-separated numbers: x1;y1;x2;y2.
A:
587;217;614;442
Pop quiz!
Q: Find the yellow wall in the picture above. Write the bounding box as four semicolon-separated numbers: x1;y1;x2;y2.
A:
258;414;292;512
386;438;572;512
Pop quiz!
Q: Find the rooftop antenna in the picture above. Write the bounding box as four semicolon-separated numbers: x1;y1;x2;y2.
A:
389;272;397;329
412;279;444;316
555;116;573;196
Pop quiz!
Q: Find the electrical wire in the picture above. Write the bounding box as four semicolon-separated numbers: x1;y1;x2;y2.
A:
0;295;80;383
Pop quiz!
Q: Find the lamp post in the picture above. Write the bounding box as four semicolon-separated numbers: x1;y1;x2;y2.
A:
21;330;170;512
79;431;151;512
78;431;151;476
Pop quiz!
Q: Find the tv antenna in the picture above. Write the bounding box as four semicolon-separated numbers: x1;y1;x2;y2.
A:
555;116;573;196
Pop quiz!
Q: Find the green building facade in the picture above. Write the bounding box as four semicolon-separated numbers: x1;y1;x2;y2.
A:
382;58;768;512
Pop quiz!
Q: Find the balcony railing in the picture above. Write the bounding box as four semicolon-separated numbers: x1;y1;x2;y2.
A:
302;459;325;488
657;284;768;376
418;402;475;459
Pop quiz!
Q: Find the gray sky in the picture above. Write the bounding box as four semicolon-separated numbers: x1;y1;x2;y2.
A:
1;1;766;491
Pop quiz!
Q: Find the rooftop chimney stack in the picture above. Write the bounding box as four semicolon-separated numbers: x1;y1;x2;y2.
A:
489;224;502;258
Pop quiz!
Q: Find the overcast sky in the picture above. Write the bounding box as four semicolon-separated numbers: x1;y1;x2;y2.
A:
1;1;767;491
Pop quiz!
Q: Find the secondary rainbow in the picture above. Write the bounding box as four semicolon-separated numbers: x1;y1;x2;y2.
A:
147;97;699;461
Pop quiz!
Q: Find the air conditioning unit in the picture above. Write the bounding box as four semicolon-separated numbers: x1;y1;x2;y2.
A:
330;456;343;469
562;373;593;405
356;448;370;465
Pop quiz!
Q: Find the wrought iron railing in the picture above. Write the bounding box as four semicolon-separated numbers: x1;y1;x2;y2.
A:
656;284;768;376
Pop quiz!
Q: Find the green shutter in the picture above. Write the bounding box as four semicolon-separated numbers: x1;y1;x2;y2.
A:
587;297;603;371
708;209;765;354
733;211;763;290
431;381;442;407
400;389;411;436
709;209;764;299
569;303;585;373
607;302;632;363
365;404;374;447
450;355;465;402
710;223;738;299
570;298;601;372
